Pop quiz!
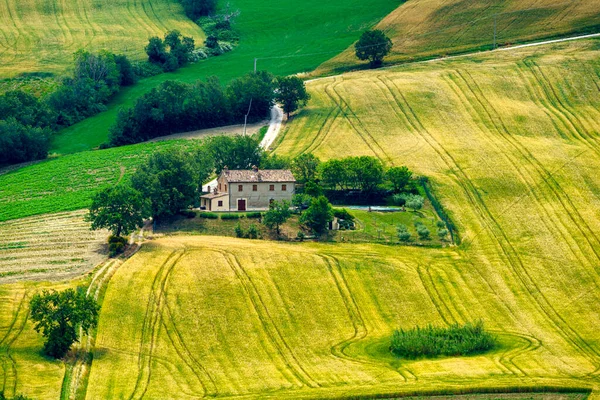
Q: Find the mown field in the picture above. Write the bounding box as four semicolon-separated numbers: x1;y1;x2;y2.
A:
48;0;399;154
316;0;600;74
0;210;108;282
84;235;599;399
0;0;204;77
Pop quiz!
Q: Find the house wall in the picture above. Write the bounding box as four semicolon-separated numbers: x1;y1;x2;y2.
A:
228;182;295;211
210;196;229;212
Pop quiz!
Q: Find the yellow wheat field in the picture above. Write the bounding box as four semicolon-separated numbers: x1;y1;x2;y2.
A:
0;0;204;77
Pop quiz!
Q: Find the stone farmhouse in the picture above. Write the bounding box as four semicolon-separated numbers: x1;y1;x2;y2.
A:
200;166;296;212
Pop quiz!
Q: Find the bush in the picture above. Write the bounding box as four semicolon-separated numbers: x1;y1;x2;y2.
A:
246;224;259;239
406;194;424;212
179;210;196;218
245;212;263;219
108;242;125;257
436;220;446;229
234;222;244;238
438;228;449;240
333;208;354;222
221;213;240;220
297;231;305;241
199;212;219;219
108;235;128;245
397;225;411;242
417;225;430;240
392;193;407;206
131;61;164;78
390;321;496;359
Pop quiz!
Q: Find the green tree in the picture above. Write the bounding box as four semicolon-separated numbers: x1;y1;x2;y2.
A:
74;50;121;97
397;224;411;242
181;0;218;19
319;159;349;190
263;200;292;236
0;119;50;166
386;166;412;193
275;76;310;118
226;71;276;121
355;30;393;68
145;36;168;64
291;153;320;184
348;156;384;193
206;135;263;173
131;148;203;220
406;195;424;212
30;289;99;359
86;184;148;237
300;195;334;235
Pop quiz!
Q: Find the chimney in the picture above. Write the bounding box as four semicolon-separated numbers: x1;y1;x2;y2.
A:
223;166;229;172
252;165;258;172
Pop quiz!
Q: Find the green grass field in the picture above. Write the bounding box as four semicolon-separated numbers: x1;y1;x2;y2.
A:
315;0;600;75
0;139;198;222
0;0;204;78
48;0;399;154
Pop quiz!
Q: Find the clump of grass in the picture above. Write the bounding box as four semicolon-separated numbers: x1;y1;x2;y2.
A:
199;212;219;219
390;321;496;359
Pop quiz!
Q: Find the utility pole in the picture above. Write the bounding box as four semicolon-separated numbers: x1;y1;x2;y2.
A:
493;13;497;50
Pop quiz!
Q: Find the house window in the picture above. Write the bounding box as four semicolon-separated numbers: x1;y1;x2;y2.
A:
238;184;243;192
282;184;287;191
224;184;227;192
218;200;223;207
253;184;257;192
269;184;275;191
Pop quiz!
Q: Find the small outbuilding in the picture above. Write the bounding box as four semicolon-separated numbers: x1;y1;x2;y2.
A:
201;166;296;212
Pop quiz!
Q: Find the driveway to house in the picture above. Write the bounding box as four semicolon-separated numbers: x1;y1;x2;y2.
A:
202;104;284;192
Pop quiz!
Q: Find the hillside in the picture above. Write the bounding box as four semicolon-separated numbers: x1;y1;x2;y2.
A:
85;236;598;398
315;0;600;74
0;0;204;77
48;0;399;154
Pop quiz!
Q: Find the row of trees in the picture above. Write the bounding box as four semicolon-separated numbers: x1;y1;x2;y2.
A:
108;73;309;147
0;50;136;166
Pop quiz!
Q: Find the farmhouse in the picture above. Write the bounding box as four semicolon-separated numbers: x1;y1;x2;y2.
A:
201;166;296;211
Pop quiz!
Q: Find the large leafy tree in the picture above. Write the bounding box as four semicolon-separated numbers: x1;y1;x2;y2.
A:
386;166;413;193
131;148;209;220
355;30;393;68
263;200;292;236
30;289;99;359
227;71;276;121
291;153;320;184
300;195;334;235
275;76;310;119
86;184;148;237
348;156;384;193
206;134;263;173
181;0;218;19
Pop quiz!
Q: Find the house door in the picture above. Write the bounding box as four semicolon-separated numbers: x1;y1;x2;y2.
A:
237;199;246;211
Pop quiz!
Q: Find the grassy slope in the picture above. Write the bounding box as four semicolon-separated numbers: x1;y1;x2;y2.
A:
49;0;399;154
315;0;600;75
0;139;197;222
86;235;598;399
0;0;204;77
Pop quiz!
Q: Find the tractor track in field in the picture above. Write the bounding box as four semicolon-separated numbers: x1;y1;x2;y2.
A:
129;249;185;400
324;79;394;165
444;69;600;295
377;74;600;375
160;288;218;397
0;291;29;397
319;255;412;381
214;249;320;389
301;90;341;155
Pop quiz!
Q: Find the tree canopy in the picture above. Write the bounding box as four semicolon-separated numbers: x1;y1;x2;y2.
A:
275;76;310;118
291;153;320;184
355;30;393;68
206;135;263;173
86;184;148;237
263;200;292;236
30;288;99;359
300;195;334;235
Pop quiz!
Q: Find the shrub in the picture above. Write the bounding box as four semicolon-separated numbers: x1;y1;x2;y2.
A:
436;220;446;229
131;61;164;78
397;225;411;242
199;212;219;219
406;194;424;212
392;193;407;206
417;225;430;240
221;213;240;220
234;222;244;238
297;231;305;241
246;224;259;239
179;210;196;219
109;242;125;257
108;235;128;245
245;212;263;219
390;321;496;359
438;228;449;240
333;208;354;222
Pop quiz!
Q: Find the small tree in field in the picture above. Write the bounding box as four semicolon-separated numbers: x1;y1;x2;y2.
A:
263;200;292;236
355;30;393;68
86;184;148;238
275;76;310;119
405;195;424;212
300;195;334;235
397;224;411;242
30;289;99;359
